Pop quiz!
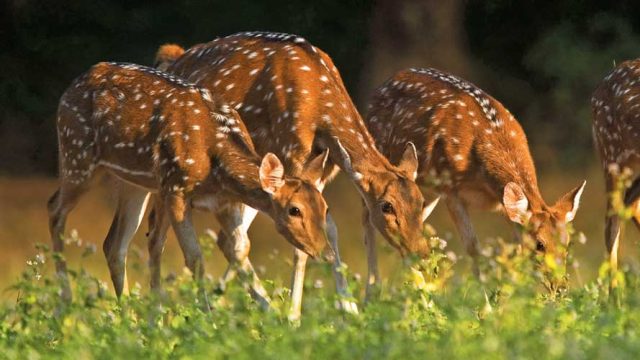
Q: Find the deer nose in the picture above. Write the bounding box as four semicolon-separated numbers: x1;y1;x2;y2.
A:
416;242;431;259
320;244;336;263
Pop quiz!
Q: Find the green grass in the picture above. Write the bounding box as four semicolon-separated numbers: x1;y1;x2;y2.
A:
2;232;640;360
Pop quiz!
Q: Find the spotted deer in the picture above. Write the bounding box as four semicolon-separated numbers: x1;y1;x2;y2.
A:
148;31;438;319
48;62;330;302
365;68;585;277
592;59;640;278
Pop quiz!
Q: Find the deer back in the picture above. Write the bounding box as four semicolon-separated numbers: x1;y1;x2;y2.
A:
592;59;640;175
57;62;258;194
366;68;542;206
166;31;387;177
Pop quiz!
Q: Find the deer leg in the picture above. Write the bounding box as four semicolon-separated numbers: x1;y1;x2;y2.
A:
362;205;380;303
102;182;150;298
167;196;203;279
215;204;270;309
166;193;209;308
215;204;254;286
47;182;90;302
326;212;358;314
216;229;238;292
605;177;623;277
288;248;308;322
148;195;170;293
445;194;480;277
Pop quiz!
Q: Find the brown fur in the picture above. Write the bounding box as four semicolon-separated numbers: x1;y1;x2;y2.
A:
48;62;329;298
165;31;430;256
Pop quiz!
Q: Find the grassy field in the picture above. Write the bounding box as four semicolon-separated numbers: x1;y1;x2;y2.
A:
1;165;640;358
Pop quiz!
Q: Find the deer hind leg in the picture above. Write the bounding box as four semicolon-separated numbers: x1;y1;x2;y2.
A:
166;194;204;279
362;204;380;303
102;182;150;298
327;212;358;314
445;193;480;277
47;181;91;302
147;195;170;293
166;193;210;308
215;204;270;309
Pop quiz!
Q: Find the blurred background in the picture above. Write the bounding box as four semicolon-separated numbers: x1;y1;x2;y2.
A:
2;0;640;297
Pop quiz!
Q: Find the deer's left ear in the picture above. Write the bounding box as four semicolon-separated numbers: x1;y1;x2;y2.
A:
397;142;419;181
554;180;586;223
421;197;440;222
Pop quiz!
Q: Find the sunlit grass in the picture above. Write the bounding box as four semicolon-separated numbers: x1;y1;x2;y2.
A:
2;203;640;359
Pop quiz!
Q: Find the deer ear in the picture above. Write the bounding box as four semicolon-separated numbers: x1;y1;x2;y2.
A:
422;196;440;222
554;180;586;223
154;43;185;71
397;142;419;181
302;149;330;191
503;182;530;225
259;153;285;195
334;137;363;181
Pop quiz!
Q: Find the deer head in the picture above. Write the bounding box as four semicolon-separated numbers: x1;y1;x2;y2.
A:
259;150;331;259
336;139;438;258
503;180;586;264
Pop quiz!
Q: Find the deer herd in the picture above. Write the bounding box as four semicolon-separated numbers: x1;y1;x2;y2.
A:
46;31;635;319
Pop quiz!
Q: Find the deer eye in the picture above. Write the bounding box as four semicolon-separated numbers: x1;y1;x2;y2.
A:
381;201;394;214
536;241;546;252
289;206;301;217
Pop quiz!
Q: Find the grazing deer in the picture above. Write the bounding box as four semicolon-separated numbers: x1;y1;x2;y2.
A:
365;67;585;278
48;62;330;302
592;59;640;277
150;31;438;319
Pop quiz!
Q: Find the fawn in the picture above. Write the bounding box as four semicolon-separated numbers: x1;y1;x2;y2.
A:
48;62;330;302
365;67;585;281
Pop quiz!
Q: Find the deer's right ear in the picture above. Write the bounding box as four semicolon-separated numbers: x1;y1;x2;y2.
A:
503;182;530;225
259;153;285;195
303;149;330;190
397;142;419;181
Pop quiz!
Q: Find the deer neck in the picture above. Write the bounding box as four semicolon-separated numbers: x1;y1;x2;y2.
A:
210;136;273;214
319;110;396;194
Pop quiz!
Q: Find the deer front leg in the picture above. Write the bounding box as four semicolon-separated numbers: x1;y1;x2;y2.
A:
215;204;270;309
102;182;150;297
288;248;308;322
445;194;480;277
362;204;380;303
326;212;358;314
